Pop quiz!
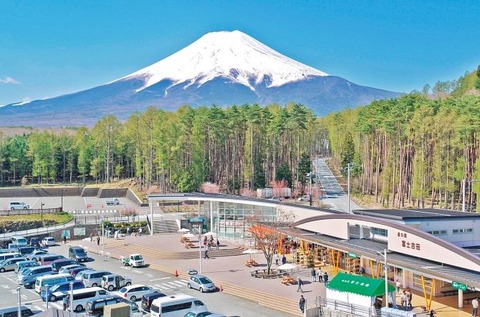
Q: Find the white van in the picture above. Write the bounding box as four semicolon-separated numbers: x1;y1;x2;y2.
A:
11;236;28;247
0;252;21;263
66;287;109;312
35;273;73;293
150;294;206;317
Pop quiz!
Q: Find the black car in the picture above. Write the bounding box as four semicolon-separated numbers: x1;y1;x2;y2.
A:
86;295;140;317
140;291;166;312
69;246;89;262
29;237;41;247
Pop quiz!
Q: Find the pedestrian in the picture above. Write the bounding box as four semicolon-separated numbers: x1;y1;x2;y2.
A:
395;279;401;293
401;291;407;308
473;297;479;316
429;309;435;317
318;269;323;283
407;289;413;308
96;235;100;246
204;249;209;259
216;238;220;250
282;254;287;265
297;277;303;292
63;295;68;311
311;267;316;282
274;253;279;265
299;295;305;313
323;272;329;286
63;235;67;244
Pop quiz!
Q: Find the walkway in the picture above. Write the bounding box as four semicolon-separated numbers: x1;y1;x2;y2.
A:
76;233;474;317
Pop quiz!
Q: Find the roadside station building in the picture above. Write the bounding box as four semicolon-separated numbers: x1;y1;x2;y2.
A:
147;193;480;310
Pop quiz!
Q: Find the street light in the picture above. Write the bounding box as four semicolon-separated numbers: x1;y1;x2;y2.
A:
69;282;74;312
41;203;45;227
376;249;389;308
306;172;315;207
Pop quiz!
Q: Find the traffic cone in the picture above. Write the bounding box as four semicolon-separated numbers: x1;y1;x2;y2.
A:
175;270;179;277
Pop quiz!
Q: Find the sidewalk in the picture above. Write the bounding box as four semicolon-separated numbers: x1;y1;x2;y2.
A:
75;233;474;317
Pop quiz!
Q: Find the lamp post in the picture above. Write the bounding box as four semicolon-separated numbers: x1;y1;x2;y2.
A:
377;249;389;308
199;231;203;274
306;172;315;207
41;203;45;227
45;285;49;310
16;286;21;317
61;189;64;212
69;282;74;312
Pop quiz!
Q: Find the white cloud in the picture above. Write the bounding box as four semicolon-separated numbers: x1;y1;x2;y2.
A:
0;76;21;84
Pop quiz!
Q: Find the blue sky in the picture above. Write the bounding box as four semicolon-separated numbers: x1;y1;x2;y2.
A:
1;0;479;105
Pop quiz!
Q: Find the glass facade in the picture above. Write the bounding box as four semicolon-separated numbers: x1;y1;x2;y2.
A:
203;201;277;239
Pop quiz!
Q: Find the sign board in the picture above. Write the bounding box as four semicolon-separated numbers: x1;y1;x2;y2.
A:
348;252;358;259
62;229;71;238
452;281;468;291
73;227;85;236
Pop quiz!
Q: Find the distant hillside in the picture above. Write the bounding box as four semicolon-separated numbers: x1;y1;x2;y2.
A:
451;66;480;97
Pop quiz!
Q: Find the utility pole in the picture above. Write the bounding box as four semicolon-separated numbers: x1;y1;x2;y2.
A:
347;163;351;214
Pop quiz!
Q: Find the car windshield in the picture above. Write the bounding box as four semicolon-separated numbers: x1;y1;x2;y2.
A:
119;287;127;293
199;277;212;284
133;255;143;260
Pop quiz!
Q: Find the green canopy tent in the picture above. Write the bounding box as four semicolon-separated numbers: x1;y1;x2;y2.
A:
326;273;396;316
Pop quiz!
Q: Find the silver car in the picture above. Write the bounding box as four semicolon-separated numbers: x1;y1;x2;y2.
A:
0;257;26;273
187;274;217;293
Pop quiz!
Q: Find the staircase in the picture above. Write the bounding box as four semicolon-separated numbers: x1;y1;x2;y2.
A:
152;219;179;234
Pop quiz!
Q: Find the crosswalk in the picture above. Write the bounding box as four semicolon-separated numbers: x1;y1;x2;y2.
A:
71;209;118;214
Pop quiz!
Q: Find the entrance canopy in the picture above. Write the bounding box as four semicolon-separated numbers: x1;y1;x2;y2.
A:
328;273;395;297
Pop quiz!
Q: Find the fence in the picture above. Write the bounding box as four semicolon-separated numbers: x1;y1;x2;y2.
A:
0;207;62;216
313;297;381;317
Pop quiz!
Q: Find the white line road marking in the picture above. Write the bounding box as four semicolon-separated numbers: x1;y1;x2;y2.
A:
151;277;170;281
133;269;142;274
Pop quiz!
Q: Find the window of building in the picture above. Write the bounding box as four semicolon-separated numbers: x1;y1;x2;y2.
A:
371;227;388;237
427;230;447;236
452;228;473;234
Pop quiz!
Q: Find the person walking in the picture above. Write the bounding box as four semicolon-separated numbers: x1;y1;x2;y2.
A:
274;253;279;266
96;235;100;246
429;309;435;317
318;269;323;283
472;297;479;316
297;277;304;292
299;295;306;313
63;235;67;244
311;268;316;282
62;295;68;311
401;291;407;309
395;279;401;293
282;254;287;265
323;271;329;286
407;289;413;308
216;238;220;250
204;249;209;259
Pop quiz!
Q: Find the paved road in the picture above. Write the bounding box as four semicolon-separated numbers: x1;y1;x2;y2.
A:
313;157;361;213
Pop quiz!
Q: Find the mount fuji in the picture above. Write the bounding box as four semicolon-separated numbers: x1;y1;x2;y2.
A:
0;30;400;127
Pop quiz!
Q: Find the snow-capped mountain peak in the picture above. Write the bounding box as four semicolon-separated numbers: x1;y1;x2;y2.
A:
120;30;328;92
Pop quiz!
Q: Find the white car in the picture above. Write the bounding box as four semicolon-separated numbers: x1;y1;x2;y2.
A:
8;201;29;210
42;237;56;247
115;284;158;302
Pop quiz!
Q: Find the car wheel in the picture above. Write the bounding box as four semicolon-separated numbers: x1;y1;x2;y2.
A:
50;295;56;302
130;295;136;301
125;282;131;286
108;285;114;291
0;268;5;273
10;208;14;210
188;283;192;289
75;305;83;313
200;287;204;293
92;283;98;287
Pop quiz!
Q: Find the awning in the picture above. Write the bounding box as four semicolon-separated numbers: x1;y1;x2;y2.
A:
327;272;395;297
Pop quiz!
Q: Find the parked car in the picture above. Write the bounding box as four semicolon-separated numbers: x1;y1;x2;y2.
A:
115;284;158;301
26;249;48;260
106;198;120;205
184;308;226;317
0;257;26;272
42;237;56;247
59;264;83;274
85;295;141;317
187;273;217;293
0;305;33;317
8;201;29;210
40;280;85;302
15;260;39;274
77;270;111;287
17;246;36;257
29;237;41;247
69;246;89;262
140;291;166;312
70;266;92;278
101;274;132;291
51;258;79;272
